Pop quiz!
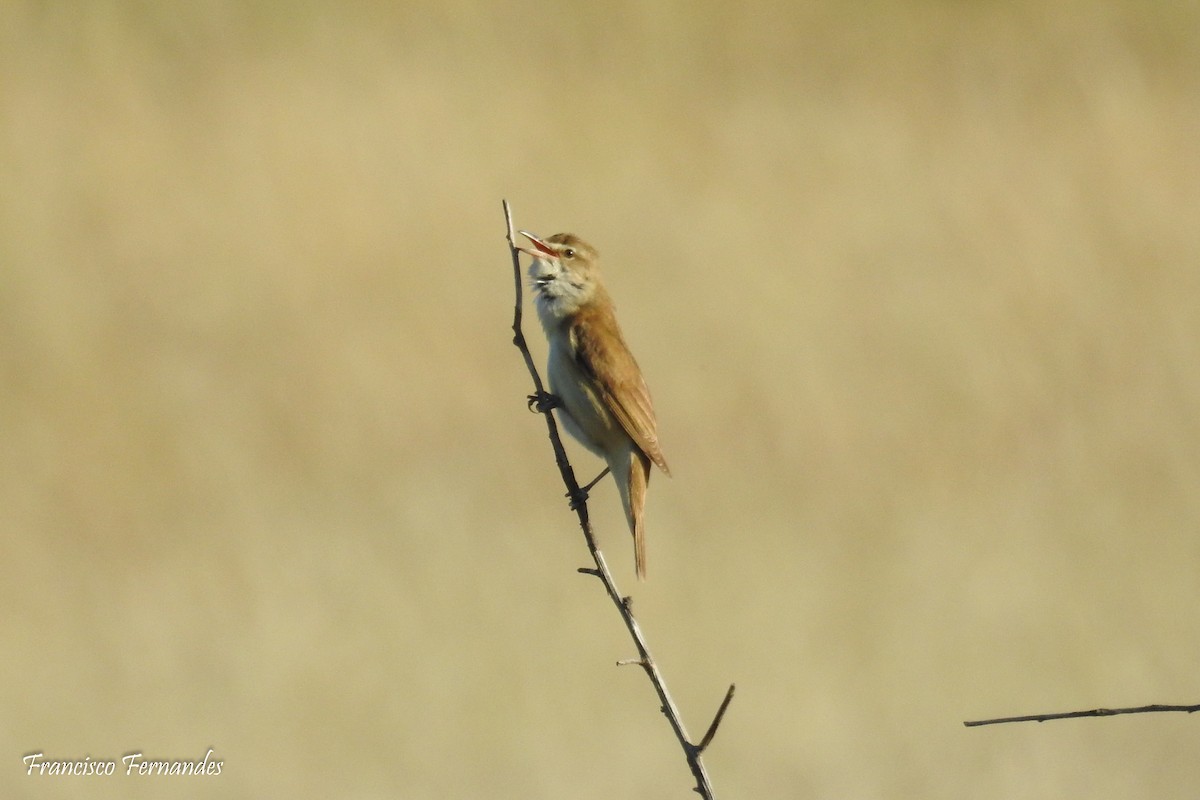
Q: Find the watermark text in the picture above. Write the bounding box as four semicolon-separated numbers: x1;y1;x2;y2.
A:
23;748;222;777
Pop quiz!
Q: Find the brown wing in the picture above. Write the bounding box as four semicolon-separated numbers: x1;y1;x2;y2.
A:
570;308;670;475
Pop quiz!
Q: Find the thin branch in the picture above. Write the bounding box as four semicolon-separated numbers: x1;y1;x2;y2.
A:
504;200;733;799
697;684;737;754
964;703;1200;727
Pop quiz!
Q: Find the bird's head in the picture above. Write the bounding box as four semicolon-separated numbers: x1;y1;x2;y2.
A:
519;231;601;318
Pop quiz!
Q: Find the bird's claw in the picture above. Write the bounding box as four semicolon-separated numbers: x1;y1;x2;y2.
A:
527;391;561;413
566;486;590;511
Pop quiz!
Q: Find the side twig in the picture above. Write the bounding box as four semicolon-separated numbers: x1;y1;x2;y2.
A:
964;703;1200;727
504;200;733;799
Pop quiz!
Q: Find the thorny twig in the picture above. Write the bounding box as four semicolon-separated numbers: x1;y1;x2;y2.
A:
965;703;1200;727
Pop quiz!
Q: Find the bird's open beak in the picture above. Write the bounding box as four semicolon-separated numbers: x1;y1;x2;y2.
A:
517;230;557;259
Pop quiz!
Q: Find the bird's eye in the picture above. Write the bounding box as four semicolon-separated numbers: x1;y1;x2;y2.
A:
562;248;575;259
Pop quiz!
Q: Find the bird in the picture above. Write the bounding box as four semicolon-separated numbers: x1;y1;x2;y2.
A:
518;230;670;580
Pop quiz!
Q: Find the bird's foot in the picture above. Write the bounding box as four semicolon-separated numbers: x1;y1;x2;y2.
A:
527;391;562;413
567;486;590;512
567;467;610;510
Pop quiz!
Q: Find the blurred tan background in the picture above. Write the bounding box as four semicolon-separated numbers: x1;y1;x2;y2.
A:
3;1;1199;798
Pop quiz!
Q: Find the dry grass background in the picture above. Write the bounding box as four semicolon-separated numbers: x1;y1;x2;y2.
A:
2;1;1199;798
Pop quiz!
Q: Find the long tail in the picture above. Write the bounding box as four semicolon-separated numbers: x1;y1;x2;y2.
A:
611;446;653;581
